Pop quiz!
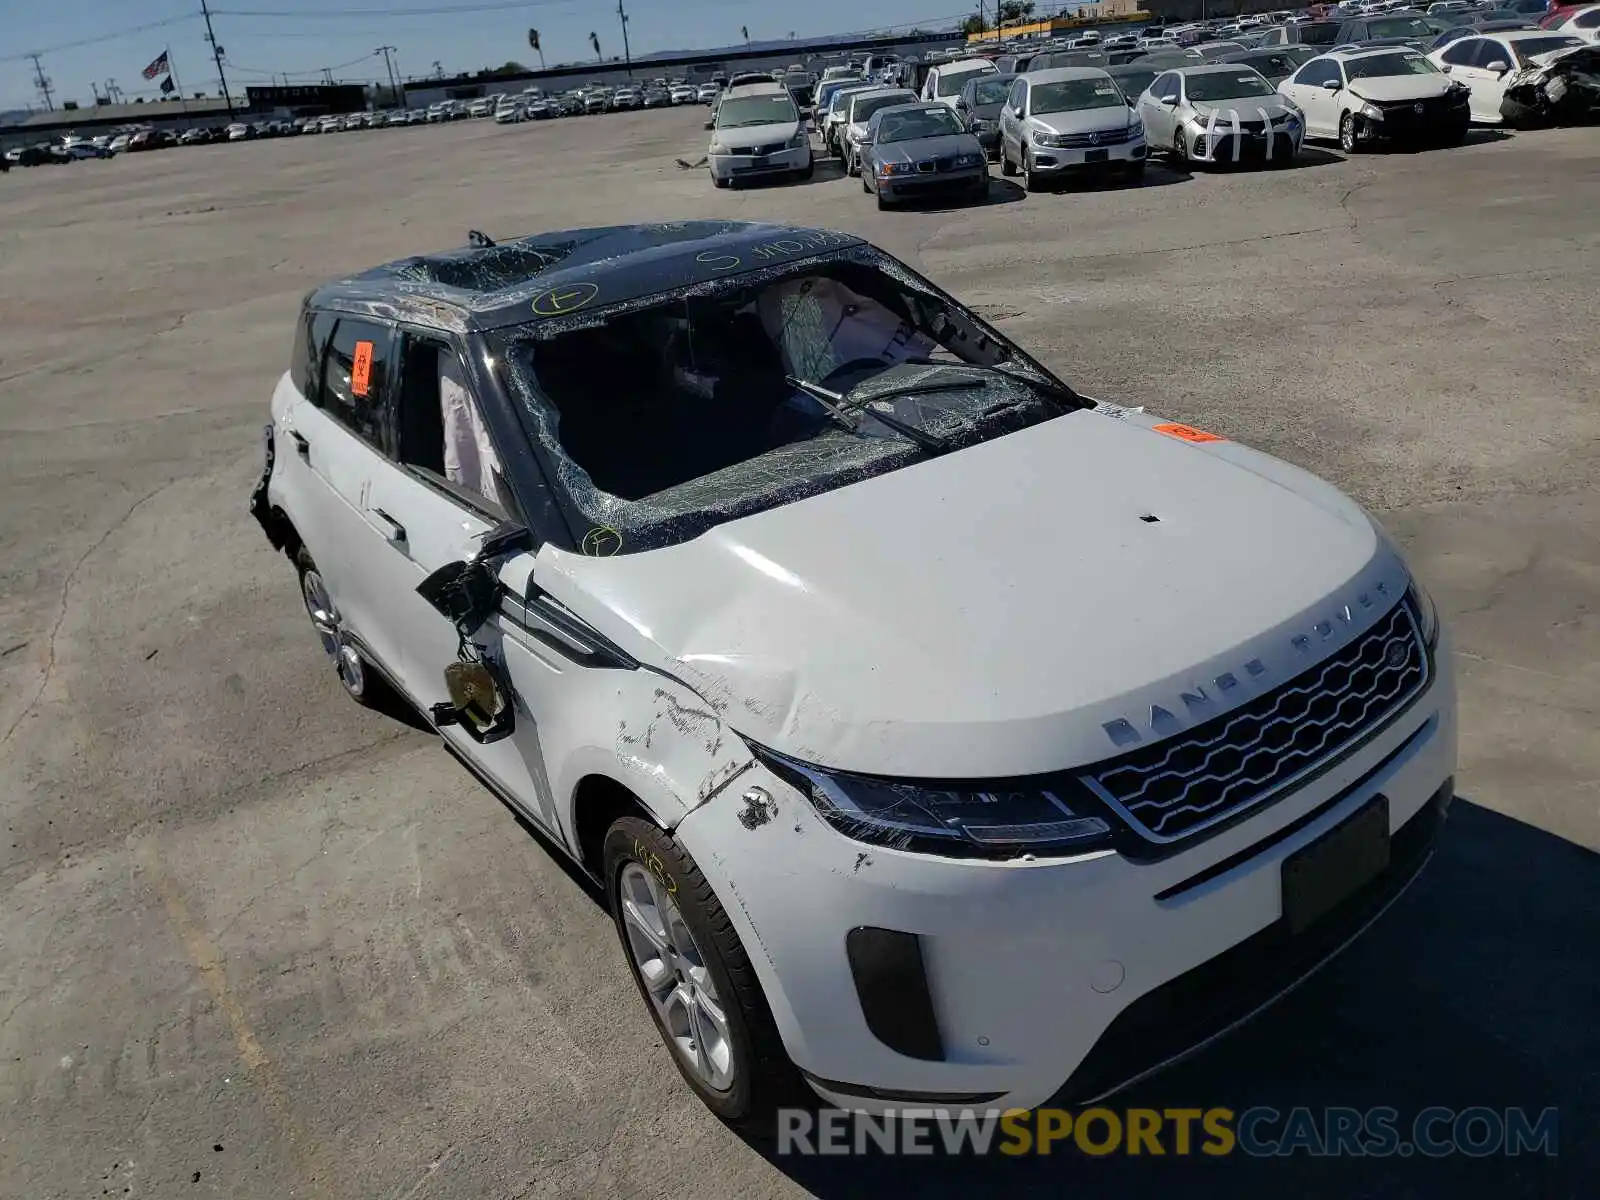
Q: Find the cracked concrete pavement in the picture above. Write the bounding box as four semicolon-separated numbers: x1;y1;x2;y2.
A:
0;111;1595;1198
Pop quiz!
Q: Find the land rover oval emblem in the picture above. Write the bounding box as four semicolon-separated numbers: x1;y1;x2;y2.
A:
1385;641;1409;669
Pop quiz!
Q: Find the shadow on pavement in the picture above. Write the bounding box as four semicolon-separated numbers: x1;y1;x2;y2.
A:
742;798;1598;1198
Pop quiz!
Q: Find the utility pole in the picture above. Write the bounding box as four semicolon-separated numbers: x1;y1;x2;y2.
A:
322;68;335;85
617;0;632;77
199;0;235;117
375;45;401;108
27;53;55;111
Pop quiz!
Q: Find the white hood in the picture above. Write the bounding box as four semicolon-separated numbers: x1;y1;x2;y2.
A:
1347;75;1451;102
535;409;1406;778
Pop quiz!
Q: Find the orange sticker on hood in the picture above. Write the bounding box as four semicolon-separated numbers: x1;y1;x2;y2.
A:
1153;422;1225;444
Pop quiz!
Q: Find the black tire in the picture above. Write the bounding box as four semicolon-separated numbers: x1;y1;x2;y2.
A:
1171;127;1188;163
1023;146;1044;193
1000;140;1017;176
796;157;814;182
846;150;858;177
1340;111;1361;154
861;170;871;193
603;816;800;1126
877;190;891;210
713;174;730;189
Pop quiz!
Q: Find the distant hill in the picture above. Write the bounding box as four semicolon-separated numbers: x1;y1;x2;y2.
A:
0;109;32;127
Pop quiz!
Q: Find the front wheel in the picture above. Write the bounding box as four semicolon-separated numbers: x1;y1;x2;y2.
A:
1000;140;1017;176
1171;127;1188;163
1023;147;1044;193
1340;112;1361;154
795;157;814;182
604;816;799;1125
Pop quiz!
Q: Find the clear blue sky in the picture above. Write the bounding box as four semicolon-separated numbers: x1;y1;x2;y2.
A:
1;0;989;110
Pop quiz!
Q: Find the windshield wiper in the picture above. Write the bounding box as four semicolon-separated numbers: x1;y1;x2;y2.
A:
783;376;949;453
902;360;1083;409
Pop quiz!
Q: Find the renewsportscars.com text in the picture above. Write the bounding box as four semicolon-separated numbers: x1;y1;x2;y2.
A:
777;1106;1559;1158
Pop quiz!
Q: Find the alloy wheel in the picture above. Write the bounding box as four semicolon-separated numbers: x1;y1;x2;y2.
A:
618;863;736;1093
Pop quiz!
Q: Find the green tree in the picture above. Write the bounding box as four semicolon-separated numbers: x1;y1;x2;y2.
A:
998;0;1036;24
961;13;988;33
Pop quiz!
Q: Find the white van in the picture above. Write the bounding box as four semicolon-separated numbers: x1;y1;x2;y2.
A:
921;57;1000;109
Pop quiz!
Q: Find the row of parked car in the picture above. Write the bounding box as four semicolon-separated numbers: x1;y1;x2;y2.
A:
703;15;1594;207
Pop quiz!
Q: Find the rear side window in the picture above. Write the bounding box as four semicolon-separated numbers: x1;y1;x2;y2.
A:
319;317;392;448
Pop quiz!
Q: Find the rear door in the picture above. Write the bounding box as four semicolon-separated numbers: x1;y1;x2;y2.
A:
289;312;411;683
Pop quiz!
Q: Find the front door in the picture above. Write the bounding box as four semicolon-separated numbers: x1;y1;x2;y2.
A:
365;328;564;834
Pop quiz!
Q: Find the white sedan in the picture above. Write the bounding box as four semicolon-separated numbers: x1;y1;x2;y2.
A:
1550;3;1600;41
1427;31;1585;122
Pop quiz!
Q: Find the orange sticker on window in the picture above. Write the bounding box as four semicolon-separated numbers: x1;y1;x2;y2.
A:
351;340;374;397
1153;422;1226;445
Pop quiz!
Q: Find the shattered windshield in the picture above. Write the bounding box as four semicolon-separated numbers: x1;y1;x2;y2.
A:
498;249;1080;554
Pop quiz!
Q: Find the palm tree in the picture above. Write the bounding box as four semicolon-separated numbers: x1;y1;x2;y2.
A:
589;31;601;61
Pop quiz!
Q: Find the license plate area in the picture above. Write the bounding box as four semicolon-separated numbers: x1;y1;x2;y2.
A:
1281;796;1390;934
1084;148;1110;163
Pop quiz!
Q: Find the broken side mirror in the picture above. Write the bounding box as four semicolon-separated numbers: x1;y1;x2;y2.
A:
417;557;501;632
431;659;515;744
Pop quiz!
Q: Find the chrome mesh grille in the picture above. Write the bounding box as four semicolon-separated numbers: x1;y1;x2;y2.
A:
1081;601;1428;844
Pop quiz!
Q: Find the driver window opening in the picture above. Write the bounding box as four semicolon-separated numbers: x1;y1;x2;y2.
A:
396;334;509;516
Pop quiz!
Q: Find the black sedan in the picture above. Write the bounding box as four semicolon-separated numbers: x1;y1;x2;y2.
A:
859;103;989;210
953;73;1018;160
1217;45;1322;84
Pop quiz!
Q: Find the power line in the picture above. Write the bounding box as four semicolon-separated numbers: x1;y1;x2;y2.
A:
211;1;569;18
0;14;196;63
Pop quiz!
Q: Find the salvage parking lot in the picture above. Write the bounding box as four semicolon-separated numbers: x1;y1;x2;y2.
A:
1;108;1596;1198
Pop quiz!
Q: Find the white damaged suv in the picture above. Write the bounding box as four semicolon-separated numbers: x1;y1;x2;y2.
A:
251;221;1455;1123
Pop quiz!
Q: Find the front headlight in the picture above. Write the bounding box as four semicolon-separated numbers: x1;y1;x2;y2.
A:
1406;577;1441;649
1033;132;1068;148
1359;101;1384;121
882;161;916;176
788;131;807;149
708;141;726;155
759;749;1113;857
1127;118;1145;138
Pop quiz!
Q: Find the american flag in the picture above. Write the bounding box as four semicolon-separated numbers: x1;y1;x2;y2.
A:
141;51;169;81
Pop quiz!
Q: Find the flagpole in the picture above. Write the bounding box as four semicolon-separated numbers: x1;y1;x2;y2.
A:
166;46;190;117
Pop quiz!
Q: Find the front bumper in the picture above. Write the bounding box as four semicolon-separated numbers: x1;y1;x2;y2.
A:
1187;122;1300;163
1029;137;1147;173
877;165;988;202
1351;100;1470;143
708;145;810;181
675;651;1456;1112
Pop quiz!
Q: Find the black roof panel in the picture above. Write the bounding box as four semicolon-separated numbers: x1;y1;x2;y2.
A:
318;221;866;332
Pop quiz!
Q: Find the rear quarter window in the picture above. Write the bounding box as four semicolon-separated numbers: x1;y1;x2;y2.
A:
290;309;336;399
